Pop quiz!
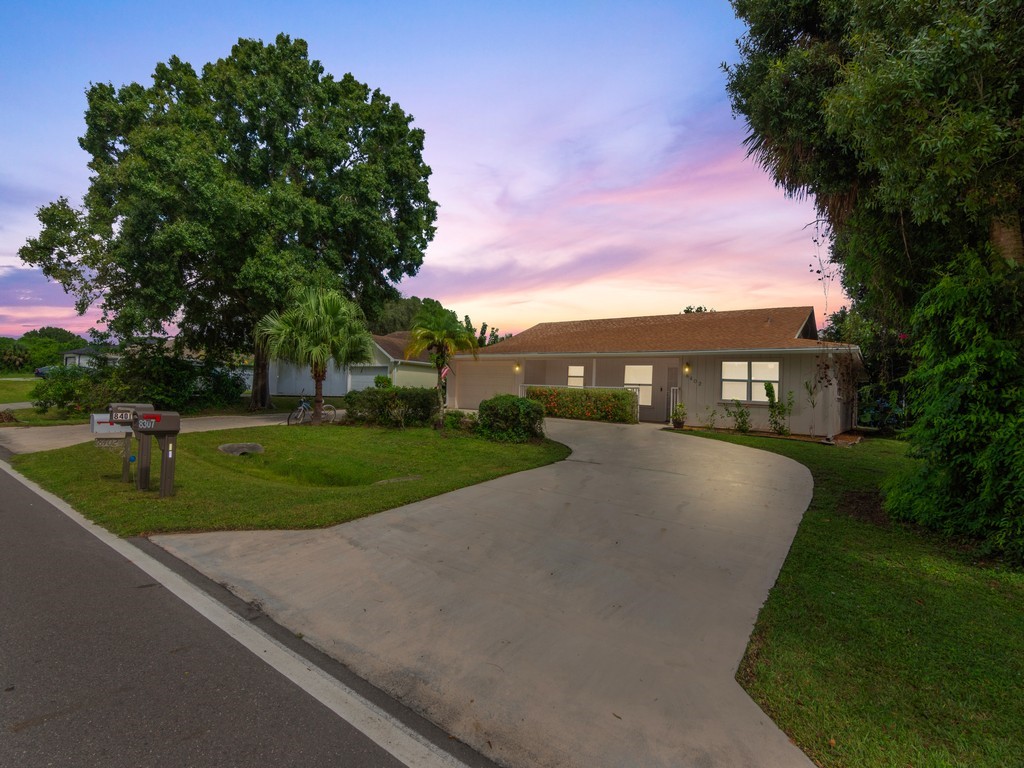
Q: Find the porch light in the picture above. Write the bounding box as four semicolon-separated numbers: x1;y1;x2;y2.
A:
684;362;691;375
514;363;520;373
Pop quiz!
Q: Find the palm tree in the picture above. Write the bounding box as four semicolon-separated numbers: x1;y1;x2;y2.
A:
404;300;478;428
256;287;372;425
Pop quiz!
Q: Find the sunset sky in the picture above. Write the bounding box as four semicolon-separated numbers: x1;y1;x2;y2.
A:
0;1;834;340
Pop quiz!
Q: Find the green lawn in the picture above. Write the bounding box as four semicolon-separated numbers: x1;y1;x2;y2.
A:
0;377;38;404
680;431;1024;768
12;425;569;537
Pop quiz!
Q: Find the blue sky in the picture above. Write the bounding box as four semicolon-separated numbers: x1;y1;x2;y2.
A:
0;1;829;338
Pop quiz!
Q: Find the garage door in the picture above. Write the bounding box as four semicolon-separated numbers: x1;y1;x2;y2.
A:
349;365;389;392
453;360;517;410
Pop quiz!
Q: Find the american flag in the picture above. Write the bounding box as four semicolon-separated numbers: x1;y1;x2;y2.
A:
441;364;451;380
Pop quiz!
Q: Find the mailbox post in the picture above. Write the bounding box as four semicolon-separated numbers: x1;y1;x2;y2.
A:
108;403;154;483
131;411;181;497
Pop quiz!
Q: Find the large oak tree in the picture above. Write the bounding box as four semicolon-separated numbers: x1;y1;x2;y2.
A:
20;34;437;408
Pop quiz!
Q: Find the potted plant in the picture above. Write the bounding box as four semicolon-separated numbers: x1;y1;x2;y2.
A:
670;403;687;429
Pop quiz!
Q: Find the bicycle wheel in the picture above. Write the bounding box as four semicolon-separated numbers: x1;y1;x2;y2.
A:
322;404;337;424
287;406;306;426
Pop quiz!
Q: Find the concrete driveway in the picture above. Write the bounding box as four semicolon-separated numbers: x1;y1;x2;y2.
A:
154;420;815;768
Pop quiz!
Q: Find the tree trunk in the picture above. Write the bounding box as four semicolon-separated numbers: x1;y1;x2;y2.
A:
435;364;446;431
249;343;272;411
991;211;1024;266
312;366;324;426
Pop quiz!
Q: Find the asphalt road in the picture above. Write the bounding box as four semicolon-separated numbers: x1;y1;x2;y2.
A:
0;464;490;768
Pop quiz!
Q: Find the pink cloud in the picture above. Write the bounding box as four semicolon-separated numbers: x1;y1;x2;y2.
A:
401;132;836;333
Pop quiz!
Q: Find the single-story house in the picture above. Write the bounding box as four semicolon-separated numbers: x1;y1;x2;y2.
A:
63;346;120;367
270;331;436;397
449;307;865;437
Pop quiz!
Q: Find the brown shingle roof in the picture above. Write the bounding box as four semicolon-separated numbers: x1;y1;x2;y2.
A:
473;307;833;355
373;331;432;364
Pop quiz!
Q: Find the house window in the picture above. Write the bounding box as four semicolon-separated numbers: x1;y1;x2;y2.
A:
721;361;780;402
624;365;653;406
568;365;585;387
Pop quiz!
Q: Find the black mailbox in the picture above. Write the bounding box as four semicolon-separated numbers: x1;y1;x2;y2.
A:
131;411;181;497
132;411;181;434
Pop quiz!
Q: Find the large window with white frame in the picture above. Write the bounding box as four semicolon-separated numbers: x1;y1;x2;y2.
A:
721;361;780;403
567;365;585;387
624;365;653;406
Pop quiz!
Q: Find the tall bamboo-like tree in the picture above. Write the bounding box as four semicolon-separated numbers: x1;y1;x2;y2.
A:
256;287;372;425
404;300;478;427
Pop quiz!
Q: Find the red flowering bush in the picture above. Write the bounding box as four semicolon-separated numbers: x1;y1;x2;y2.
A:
524;386;637;424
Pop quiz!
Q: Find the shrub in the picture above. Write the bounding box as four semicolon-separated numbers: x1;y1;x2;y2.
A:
30;348;245;415
670;403;687;427
524;386;637;424
374;374;393;388
702;406;719;430
856;383;907;431
192;365;247;409
763;382;794;435
30;365;95;415
724;399;752;433
885;248;1024;561
443;409;478;432
0;339;30;372
478;394;545;442
112;346;245;412
345;386;436;427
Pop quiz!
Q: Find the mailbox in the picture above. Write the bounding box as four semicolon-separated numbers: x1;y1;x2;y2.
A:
106;403;155;483
109;402;154;424
90;414;133;435
132;411;181;434
131;411;181;497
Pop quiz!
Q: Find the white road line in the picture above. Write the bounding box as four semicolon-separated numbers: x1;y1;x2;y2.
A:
2;461;471;768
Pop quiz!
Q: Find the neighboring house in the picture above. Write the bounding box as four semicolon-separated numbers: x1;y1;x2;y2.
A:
63;346;120;367
269;331;435;397
449;307;865;436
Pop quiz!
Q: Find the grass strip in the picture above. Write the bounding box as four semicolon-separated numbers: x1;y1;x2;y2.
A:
12;425;569;537
680;431;1024;768
0;378;38;404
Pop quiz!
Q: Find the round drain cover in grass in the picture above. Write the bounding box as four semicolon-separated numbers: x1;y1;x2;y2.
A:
219;443;265;456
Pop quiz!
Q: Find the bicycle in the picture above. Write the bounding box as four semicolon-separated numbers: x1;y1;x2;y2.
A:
287;394;337;425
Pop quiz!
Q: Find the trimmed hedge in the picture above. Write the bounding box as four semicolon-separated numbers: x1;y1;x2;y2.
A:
344;386;436;427
478;394;545;442
525;385;637;424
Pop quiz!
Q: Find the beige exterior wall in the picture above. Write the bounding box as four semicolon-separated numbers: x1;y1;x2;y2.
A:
678;352;856;437
462;349;859;435
450;359;521;410
392;364;436;388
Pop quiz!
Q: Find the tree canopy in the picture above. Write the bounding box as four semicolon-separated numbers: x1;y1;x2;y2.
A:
0;327;89;371
725;0;1022;311
726;0;1024;557
20;34;437;407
